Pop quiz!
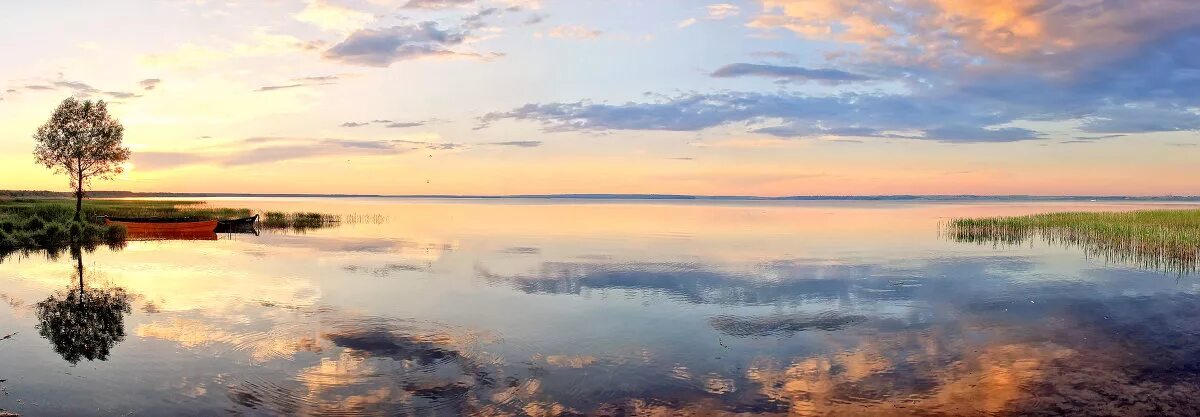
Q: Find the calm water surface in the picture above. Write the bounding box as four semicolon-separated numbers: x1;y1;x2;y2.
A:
4;199;1200;416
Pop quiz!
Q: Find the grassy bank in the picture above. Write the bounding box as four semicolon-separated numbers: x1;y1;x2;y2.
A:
0;199;342;253
0;200;130;253
947;209;1200;274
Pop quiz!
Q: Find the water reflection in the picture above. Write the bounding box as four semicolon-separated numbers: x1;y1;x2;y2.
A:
4;200;1200;415
709;311;868;337
33;247;131;364
224;318;495;415
476;260;938;306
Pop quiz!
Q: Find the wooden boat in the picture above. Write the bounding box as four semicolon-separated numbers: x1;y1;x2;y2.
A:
216;214;259;233
103;217;219;240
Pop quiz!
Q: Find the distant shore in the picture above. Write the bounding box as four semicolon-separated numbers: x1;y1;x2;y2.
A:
4;190;1200;202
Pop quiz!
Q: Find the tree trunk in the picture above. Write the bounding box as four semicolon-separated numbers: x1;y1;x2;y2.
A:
74;187;83;222
74;246;85;300
74;171;83;222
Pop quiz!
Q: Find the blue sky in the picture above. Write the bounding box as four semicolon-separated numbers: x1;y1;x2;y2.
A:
1;0;1198;195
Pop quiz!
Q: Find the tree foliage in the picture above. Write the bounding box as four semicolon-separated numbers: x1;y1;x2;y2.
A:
35;286;132;364
32;97;131;219
34;250;131;364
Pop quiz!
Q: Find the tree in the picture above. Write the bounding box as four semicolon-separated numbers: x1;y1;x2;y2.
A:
33;97;131;221
35;247;131;364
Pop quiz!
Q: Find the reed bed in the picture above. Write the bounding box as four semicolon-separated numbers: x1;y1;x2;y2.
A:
0;199;352;252
258;211;387;232
946;209;1200;275
260;211;340;232
0;199;252;220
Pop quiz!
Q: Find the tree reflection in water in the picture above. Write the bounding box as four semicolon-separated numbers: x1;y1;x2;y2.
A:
34;246;131;364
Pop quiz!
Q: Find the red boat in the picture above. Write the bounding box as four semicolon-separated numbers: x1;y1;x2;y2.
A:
103;217;219;240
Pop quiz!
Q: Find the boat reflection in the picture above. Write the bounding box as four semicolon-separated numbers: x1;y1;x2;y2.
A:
34;246;131;364
127;229;218;241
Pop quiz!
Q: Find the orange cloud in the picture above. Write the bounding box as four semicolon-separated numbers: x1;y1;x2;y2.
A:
751;0;1199;67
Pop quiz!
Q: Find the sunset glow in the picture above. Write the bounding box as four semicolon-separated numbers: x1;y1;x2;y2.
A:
1;0;1198;196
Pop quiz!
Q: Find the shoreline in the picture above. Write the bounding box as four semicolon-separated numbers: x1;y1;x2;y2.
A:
5;191;1200;202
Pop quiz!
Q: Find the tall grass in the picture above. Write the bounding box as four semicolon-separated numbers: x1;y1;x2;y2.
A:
0;203;128;257
261;211;339;232
0;199;250;254
946;209;1200;275
0;199;358;255
0;199;252;220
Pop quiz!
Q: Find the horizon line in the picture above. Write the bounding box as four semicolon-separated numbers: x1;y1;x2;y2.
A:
5;190;1200;201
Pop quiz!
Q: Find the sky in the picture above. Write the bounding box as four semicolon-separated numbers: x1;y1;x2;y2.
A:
1;0;1198;196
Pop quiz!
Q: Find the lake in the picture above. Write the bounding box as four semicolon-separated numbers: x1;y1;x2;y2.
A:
3;198;1200;416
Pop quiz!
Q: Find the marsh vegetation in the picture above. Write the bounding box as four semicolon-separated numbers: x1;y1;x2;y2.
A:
261;211;340;232
0;199;348;253
0;200;128;254
947;209;1200;274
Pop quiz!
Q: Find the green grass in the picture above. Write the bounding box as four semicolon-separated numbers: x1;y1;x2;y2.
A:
0;202;128;257
261;211;339;232
0;198;252;220
947;209;1200;274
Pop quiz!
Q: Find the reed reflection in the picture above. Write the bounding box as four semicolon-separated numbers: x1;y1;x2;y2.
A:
34;246;131;364
946;212;1200;275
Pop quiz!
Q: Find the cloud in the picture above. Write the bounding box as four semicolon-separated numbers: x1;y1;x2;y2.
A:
294;0;374;33
488;140;542;147
20;78;141;99
462;7;503;29
337;119;434;128
484;2;1200;141
677;3;740;29
481;91;1045;143
385;121;425;128
501;0;542;10
138;78;161;91
711;63;871;83
54;80;98;93
1072;134;1127;141
539;25;601;40
402;0;474;9
322;22;479;66
131;137;464;170
255;75;340;92
294;75;341;82
1078;105;1200;133
749;0;1200;72
132;152;209;171
103;91;141;99
750;51;797;60
255;84;305;92
524;13;545;25
919;126;1040;142
706;3;740;19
